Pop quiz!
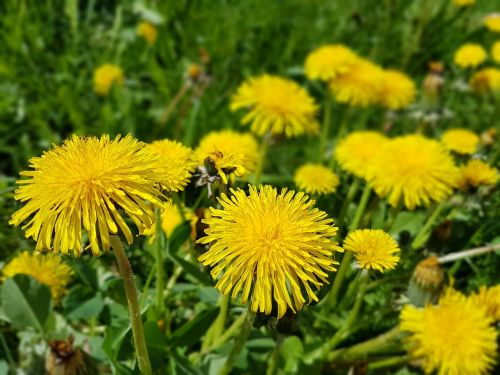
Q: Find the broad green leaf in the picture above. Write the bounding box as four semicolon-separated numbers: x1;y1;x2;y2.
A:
1;275;51;332
168;253;212;286
390;211;426;236
143;321;167;368
281;336;304;373
67;293;105;320
170;307;220;347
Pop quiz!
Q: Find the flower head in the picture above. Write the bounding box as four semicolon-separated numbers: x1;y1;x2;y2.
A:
343;229;400;271
457;159;498;190
334;131;388;179
470;67;500;93
453;44;487;68
198;185;342;318
453;0;475;6
378;70;416;110
147;139;196;192
144;200;196;240
329;59;384;107
470;285;500;321
294;164;339;195
412;256;444;290
137;21;158;45
2;251;72;302
484;13;500;33
195;130;258;184
93;64;124;96
492;41;500;63
366;135;459;210
230;75;319;137
304;44;359;81
10;135;165;256
400;289;497;375
441;128;479;155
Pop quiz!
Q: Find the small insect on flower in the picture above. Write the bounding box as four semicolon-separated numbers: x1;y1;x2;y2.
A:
484;13;500;33
366;135;459;210
469;67;500;93
137;21;158;45
9;135;166;256
457;159;498;190
343;229;400;272
469;285;500;321
453;44;487;69
198;185;343;318
304;44;359;81
93;64;124;96
441;128;479;155
400;288;498;375
378;70;416;110
230;75;319;138
294;164;339;195
2;251;72;303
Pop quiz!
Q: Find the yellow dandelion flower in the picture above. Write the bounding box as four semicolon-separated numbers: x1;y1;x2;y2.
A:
378;69;416;110
230;75;319;138
400;289;497;375
198;185;342;318
470;285;500;321
492;41;500;63
137;21;158;45
195;130;259;184
294;164;339;195
329;59;384;107
453;44;487;69
10;135;165;256
366;135;459;210
147;139;196;192
93;64;124;96
457;159;498;190
343;229;400;271
441;128;479;155
334;131;389;179
2;251;72;303
304;44;359;81
453;0;475;7
144;200;196;240
469;67;500;93
484;13;500;33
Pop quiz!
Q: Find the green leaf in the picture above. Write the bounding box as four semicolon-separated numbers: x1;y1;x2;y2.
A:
67;293;105;320
143;321;167;368
390;211;426;236
0;360;8;375
1;275;52;332
168;253;212;286
280;336;304;373
170;307;220;347
169;221;192;254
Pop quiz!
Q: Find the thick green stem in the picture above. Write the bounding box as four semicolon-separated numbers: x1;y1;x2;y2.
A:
266;334;284;375
318;99;333;162
349;183;371;232
337;178;360;226
211;294;230;342
411;201;445;249
203;311;247;354
218;310;255;375
110;236;152;375
155;208;165;314
367;355;411;370
253;136;270;185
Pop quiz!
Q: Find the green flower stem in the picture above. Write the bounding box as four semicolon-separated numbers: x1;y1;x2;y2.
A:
110;235;152;375
266;334;284;375
318;98;333;162
336;178;360;226
218;310;255;375
411;200;446;249
211;294;230;342
155;208;166;314
349;183;371;232
253;136;270;185
203;311;247;354
367;355;411;370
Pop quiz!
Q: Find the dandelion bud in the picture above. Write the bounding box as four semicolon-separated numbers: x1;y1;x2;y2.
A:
412;256;444;290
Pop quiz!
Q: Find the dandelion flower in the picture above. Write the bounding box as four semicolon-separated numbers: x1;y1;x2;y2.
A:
137;21;158;45
470;285;500;321
304;44;359;81
366;135;459;210
2;251;72;303
10;135;165;256
144;200;196;240
147;139;196;192
93;64;124;96
294;164;340;195
457;159;498;190
412;256;444;290
453;0;475;6
230;75;319;138
441;128;479;155
343;229;400;271
329;59;384;107
198;185;342;318
484;13;500;33
195;130;259;184
334;131;389;179
400;288;497;375
378;70;416;110
470;67;500;93
453;44;487;68
491;41;500;63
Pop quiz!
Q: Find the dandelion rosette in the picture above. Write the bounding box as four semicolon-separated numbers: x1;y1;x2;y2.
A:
334;131;389;179
304;44;359;81
366;135;459;210
230;75;319;138
470;285;500;321
343;229;400;271
484;13;500;33
93;64;124;96
453;44;487;68
378;69;416;110
400;288;497;375
2;251;72;303
457;159;498;190
294;164;339;195
198;185;342;318
10;135;166;256
137;21;158;45
441;128;479;155
147;139;196;192
195;130;259;184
